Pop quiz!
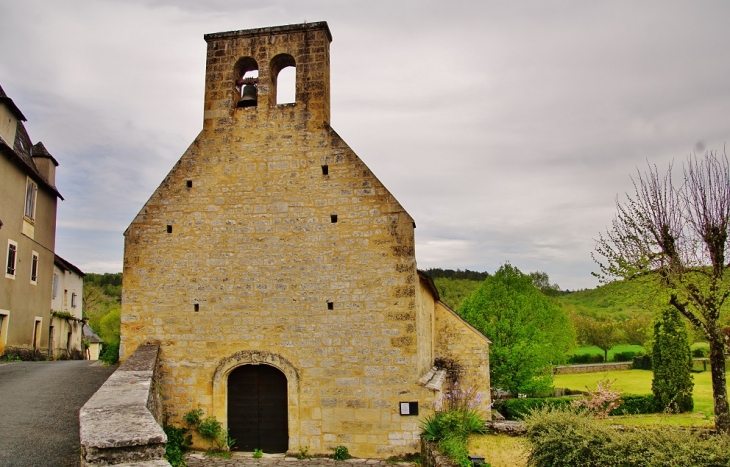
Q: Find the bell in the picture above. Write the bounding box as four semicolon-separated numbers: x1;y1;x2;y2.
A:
237;84;258;108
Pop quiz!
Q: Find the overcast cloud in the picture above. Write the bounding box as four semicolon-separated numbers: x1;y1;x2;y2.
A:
2;0;729;290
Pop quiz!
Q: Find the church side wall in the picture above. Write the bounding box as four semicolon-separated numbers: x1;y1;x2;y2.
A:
433;303;491;410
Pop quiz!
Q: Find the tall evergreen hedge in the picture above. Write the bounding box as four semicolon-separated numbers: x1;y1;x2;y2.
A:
652;307;694;412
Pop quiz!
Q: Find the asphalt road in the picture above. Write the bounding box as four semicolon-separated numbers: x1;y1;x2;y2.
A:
0;360;116;467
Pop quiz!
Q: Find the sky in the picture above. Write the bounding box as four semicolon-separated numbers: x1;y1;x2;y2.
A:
1;0;730;290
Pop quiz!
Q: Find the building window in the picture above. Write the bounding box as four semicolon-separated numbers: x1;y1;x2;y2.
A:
5;240;17;279
52;274;59;298
24;178;38;221
30;251;39;284
71;292;77;308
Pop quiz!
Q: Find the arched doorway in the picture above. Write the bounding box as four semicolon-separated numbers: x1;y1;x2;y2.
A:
228;364;288;453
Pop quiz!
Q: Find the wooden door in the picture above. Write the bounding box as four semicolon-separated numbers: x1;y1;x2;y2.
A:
228;364;288;453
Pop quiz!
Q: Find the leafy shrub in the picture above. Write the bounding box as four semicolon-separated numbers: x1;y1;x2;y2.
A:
571;379;622;419
610;394;656;416
612;351;638;362
495;394;658;420
99;341;119;365
632;354;652;369
567;353;604;364
420;384;487;467
253;448;263;459
182;408;203;426
692;347;709;358
197;416;223;442
332;445;350;460
493;397;575;420
524;407;730;467
182;408;234;455
438;434;470;467
164;425;192;467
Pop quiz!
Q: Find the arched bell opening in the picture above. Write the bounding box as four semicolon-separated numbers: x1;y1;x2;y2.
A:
270;53;296;105
233;57;259;108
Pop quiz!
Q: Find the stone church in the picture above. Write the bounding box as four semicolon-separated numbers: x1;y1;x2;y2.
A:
121;22;490;458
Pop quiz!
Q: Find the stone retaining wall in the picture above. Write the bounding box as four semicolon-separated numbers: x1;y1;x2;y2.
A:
421;440;457;467
79;343;170;466
554;362;632;374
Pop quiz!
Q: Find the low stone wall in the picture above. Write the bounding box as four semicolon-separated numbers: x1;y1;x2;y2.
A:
554;362;632;374
79;343;170;466
421;440;457;467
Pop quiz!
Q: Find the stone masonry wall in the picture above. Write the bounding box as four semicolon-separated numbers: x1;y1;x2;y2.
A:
433;303;491;410
121;22;440;458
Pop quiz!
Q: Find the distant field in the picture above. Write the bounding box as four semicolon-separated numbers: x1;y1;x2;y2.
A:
554;369;721;427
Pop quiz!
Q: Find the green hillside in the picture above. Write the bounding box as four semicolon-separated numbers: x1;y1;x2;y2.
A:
432;277;483;310
429;269;667;321
554;276;665;321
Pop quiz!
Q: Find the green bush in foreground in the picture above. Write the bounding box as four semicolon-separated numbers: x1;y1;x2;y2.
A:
420;384;488;467
99;341;119;365
524;407;730;467
163;425;191;467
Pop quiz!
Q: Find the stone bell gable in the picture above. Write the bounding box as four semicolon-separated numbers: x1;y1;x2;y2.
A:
121;22;490;458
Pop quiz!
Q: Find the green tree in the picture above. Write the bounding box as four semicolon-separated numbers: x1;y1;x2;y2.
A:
573;315;623;362
620;315;652;347
458;264;575;396
99;307;121;345
594;150;730;432
652;307;694;412
529;271;562;297
433;277;482;310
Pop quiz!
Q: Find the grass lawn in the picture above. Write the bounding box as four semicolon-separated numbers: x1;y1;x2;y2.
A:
554;369;720;427
468;433;528;467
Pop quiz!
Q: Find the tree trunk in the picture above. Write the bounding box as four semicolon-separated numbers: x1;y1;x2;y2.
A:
604;348;608;363
708;337;730;433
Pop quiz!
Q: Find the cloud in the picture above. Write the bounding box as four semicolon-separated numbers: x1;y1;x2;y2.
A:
2;0;730;288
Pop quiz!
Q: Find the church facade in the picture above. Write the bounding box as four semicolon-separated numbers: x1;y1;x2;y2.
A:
121;22;490;457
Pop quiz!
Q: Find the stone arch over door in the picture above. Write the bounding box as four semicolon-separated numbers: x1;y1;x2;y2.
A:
212;351;300;453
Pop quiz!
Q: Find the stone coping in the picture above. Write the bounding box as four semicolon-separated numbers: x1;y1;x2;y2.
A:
554;362;632;374
79;344;168;465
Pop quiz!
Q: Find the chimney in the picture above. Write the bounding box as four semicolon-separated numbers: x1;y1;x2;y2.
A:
31;141;59;186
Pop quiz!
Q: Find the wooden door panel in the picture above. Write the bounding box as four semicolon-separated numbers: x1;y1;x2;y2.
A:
228;364;288;453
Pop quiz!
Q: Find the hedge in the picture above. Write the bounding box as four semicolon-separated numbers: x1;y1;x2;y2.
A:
632;354;652;370
494;394;658;420
524;408;730;467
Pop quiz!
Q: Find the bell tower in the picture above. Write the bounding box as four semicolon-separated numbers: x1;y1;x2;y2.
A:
202;22;332;134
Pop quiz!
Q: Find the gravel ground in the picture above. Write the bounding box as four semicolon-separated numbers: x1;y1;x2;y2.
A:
185;453;416;467
0;360;116;467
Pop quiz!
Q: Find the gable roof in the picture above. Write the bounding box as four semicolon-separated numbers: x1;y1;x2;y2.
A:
0;85;63;199
83;324;104;343
0;84;27;121
55;254;85;277
417;270;440;301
